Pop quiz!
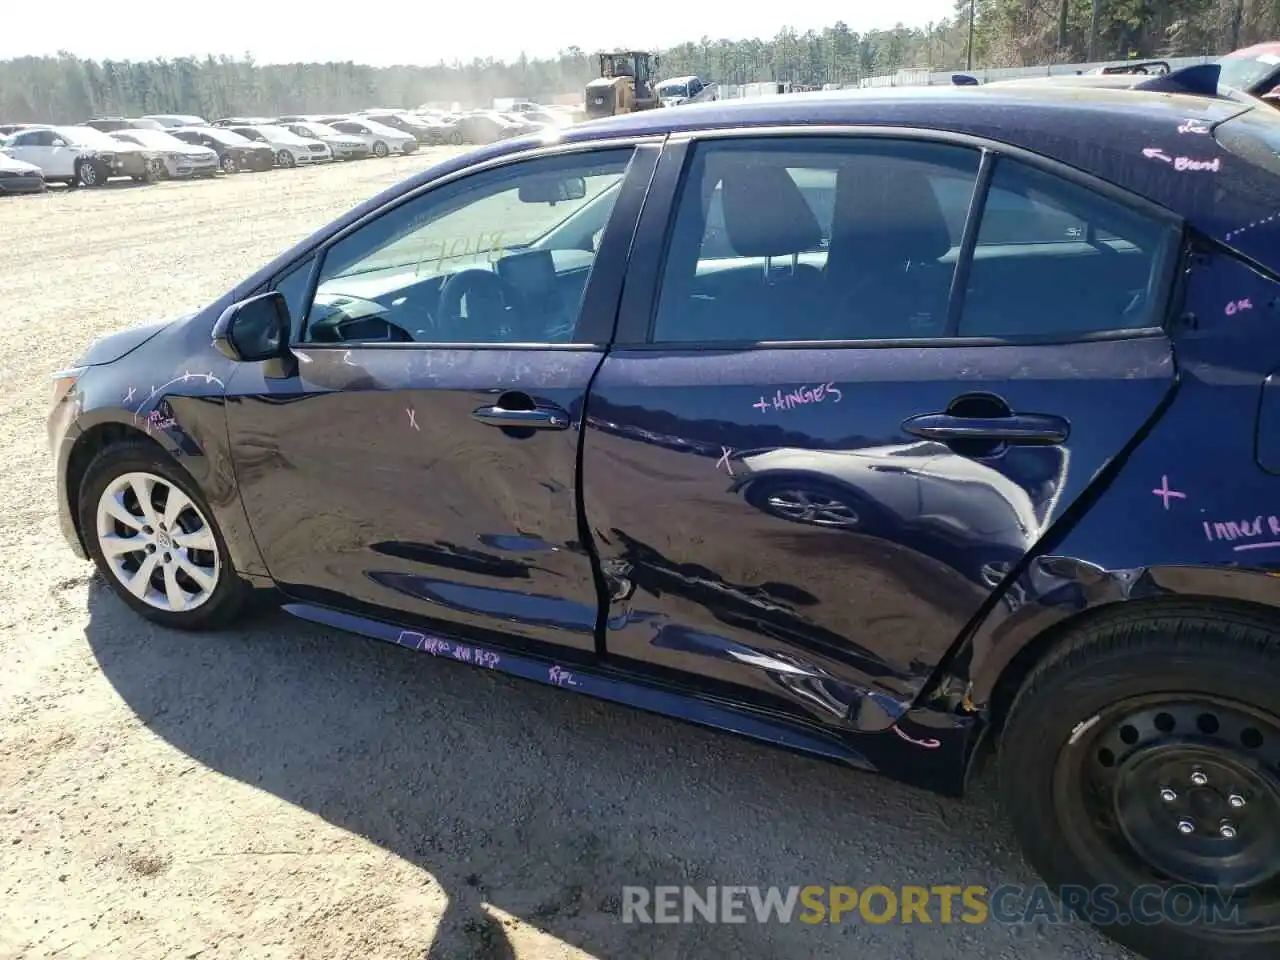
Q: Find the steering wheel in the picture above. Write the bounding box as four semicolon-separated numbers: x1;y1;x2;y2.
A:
436;268;508;339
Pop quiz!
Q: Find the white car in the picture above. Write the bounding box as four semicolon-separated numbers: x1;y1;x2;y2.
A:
223;124;332;167
280;122;370;161
111;128;219;179
142;114;209;128
0;124;159;187
320;117;418;157
0;148;47;195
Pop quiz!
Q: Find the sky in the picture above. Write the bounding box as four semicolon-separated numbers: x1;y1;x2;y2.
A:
1;0;959;66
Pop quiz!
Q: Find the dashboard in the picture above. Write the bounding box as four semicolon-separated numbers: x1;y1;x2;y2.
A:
305;247;596;344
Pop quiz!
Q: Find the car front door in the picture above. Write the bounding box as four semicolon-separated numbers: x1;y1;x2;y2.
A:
580;132;1183;729
9;130;57;174
226;141;659;657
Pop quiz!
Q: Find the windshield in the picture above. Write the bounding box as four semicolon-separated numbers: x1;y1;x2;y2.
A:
659;83;689;98
336;170;625;279
252;125;298;140
1218;50;1280;93
295;123;338;138
61;126;123;148
117;129;185;149
202;128;251;145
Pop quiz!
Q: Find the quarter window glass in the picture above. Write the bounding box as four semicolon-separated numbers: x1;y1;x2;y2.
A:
302;149;632;345
273;256;315;329
959;159;1177;337
652;138;982;342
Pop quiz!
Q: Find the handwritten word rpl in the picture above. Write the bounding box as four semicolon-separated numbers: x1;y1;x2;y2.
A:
1225;298;1254;316
549;665;579;687
753;383;843;414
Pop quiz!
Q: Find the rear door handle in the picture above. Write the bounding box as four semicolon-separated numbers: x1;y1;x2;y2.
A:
901;412;1069;445
472;404;570;430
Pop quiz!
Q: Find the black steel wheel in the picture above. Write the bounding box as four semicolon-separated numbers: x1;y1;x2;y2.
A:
1000;604;1280;960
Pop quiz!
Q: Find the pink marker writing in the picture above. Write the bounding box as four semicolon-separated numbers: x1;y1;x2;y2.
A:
1225;298;1254;316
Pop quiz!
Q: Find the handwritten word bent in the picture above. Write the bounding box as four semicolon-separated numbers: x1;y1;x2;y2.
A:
1152;475;1186;510
1142;147;1222;172
1177;119;1211;135
549;665;580;687
753;383;844;415
716;446;735;476
1225;298;1254;316
395;630;501;668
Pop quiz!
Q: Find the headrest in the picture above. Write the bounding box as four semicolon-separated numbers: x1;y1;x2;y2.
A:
715;160;824;258
829;159;955;268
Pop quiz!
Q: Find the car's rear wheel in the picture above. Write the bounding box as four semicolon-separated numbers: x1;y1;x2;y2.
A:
448;129;463;145
275;149;295;168
79;442;249;630
1000;605;1280;960
372;140;389;158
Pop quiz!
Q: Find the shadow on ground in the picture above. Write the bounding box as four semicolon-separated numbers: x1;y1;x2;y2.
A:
83;578;1130;960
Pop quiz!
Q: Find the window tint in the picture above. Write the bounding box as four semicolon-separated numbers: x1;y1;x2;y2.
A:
652;138;981;342
301;149;633;345
958;158;1178;337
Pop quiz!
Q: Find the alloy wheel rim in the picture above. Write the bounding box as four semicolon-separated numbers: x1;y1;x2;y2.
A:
82;164;97;185
765;489;859;527
95;471;221;612
1057;694;1280;922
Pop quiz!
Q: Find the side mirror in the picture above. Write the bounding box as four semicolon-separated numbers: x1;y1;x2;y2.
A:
518;175;586;204
212;291;296;377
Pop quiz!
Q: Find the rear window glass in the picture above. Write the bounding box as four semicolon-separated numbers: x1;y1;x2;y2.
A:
1215;105;1280;176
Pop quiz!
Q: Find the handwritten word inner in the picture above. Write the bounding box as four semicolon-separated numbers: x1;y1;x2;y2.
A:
753;383;843;414
1203;515;1280;551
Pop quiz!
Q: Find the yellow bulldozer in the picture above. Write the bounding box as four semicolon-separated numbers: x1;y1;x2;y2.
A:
584;51;660;119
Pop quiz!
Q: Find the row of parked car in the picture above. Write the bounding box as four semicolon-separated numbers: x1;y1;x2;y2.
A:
0;104;577;195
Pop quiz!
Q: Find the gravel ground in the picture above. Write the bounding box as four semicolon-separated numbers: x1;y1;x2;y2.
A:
0;157;1135;960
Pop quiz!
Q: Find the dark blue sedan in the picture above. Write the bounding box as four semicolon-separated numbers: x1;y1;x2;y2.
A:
48;66;1280;960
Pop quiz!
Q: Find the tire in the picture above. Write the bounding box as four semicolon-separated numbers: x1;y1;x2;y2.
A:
372;140;389;158
999;605;1280;960
219;153;237;174
77;159;105;187
449;130;463;145
275;149;296;168
78;440;250;631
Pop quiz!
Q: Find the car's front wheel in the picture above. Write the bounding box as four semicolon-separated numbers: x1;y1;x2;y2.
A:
79;442;249;630
219;153;237;173
76;159;105;187
275;149;295;168
372;140;389;158
1000;605;1280;960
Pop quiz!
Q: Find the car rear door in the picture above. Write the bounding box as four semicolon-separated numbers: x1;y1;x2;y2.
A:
579;131;1183;730
226;139;659;658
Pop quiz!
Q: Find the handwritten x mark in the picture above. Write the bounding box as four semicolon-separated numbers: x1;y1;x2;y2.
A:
716;446;735;476
123;386;136;404
407;408;419;431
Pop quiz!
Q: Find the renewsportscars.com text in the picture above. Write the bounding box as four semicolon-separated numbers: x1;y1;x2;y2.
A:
621;884;1240;926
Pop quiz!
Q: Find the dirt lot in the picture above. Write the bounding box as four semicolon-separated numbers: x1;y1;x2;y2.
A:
0;157;1134;959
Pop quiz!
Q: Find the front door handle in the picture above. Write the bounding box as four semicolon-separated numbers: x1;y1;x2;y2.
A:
472;404;570;430
901;412;1069;445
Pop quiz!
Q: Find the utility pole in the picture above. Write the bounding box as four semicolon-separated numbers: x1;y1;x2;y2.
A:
967;0;976;70
1087;0;1098;63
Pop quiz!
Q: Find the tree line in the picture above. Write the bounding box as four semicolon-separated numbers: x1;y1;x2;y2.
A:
0;0;1275;124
